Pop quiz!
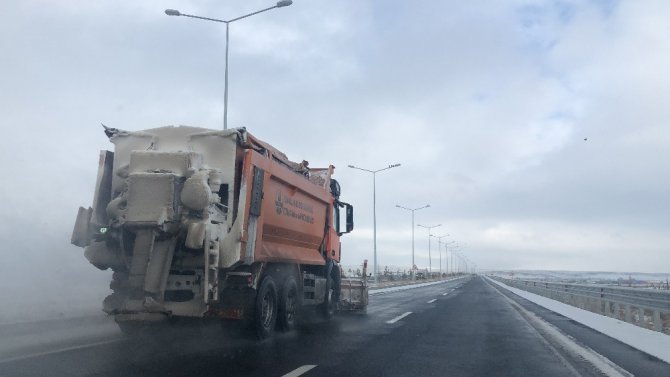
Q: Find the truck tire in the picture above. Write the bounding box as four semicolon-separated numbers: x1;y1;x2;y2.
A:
116;321;143;336
254;275;278;339
277;276;300;331
320;276;336;320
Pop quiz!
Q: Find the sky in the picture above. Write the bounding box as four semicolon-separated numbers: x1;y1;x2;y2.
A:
0;0;669;317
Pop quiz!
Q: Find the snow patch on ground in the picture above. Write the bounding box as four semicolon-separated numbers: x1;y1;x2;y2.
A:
486;276;670;364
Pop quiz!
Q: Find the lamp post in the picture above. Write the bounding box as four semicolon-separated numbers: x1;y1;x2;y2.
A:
417;224;441;277
165;1;293;130
451;245;461;273
459;243;469;273
453;246;469;274
433;234;448;276
396;204;429;278
450;242;464;274
454;250;461;273
444;240;456;275
348;163;401;284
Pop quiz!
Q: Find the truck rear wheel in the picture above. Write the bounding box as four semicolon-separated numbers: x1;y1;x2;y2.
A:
116;321;144;336
320;276;336;320
277;276;300;331
255;275;278;339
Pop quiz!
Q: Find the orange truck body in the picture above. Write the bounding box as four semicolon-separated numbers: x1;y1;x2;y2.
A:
239;145;339;266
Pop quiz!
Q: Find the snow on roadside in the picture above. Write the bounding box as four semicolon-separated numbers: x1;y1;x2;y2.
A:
486;276;670;364
369;276;468;296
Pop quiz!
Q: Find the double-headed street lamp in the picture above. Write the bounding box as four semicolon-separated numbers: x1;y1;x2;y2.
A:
452;244;471;274
348;163;401;284
461;253;474;274
450;242;464;274
417;224;441;276
165;1;293;130
443;240;456;274
454;246;461;273
433;234;448;275
395;204;429;275
461;253;469;274
458;243;469;273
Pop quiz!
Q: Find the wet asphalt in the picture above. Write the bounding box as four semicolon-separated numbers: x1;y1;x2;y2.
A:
0;276;668;377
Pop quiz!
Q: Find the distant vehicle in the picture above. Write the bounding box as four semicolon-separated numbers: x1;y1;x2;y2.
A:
416;272;426;280
71;125;366;338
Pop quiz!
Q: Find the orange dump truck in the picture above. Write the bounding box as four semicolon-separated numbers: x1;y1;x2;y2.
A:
71;125;365;338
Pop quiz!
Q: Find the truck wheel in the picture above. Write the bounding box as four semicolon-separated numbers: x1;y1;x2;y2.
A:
116;321;143;336
277;276;300;331
320;276;337;320
255;275;278;339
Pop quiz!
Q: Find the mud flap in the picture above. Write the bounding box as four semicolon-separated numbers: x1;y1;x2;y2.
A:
71;207;92;247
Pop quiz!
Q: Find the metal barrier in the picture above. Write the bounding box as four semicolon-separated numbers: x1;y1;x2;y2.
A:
491;276;670;335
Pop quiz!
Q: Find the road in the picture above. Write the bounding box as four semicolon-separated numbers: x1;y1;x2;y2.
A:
1;276;669;376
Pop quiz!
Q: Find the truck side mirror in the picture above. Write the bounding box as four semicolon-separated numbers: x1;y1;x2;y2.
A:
345;203;354;233
336;201;354;236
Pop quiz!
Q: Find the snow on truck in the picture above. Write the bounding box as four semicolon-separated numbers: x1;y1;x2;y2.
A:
71;125;367;338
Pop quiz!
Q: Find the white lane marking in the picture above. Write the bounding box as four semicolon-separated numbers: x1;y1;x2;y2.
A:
442;289;454;296
486;279;633;377
386;311;413;324
0;338;124;364
282;365;317;377
427;299;437;303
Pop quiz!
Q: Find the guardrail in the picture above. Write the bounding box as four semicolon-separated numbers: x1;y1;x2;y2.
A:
490;276;670;335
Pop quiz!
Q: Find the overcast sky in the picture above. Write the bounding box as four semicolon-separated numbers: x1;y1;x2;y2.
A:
1;0;669;311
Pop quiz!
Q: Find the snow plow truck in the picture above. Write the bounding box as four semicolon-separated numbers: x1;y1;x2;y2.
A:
71;125;366;338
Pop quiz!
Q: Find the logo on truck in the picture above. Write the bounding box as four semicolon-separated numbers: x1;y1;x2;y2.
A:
275;190;315;224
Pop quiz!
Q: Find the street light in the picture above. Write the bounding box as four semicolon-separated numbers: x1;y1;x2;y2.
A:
348;163;401;284
444;240;456;275
457;247;463;273
452;244;469;274
459;243;469;273
417;224;441;277
433;234;448;276
451;244;461;273
165;1;293;130
395;204;429;277
450;242;464;274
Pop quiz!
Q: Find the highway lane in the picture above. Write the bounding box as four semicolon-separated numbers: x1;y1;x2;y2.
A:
314;275;588;377
0;276;668;376
0;277;468;376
